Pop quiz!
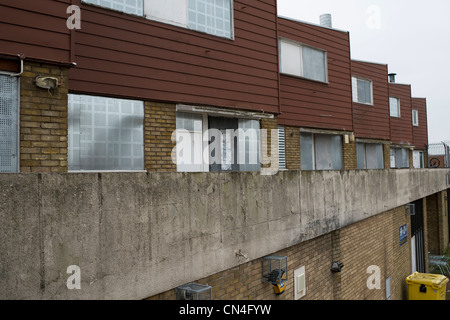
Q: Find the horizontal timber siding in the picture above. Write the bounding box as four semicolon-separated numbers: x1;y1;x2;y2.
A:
277;17;353;131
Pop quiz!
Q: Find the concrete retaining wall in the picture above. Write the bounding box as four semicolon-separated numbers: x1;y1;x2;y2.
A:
0;169;448;299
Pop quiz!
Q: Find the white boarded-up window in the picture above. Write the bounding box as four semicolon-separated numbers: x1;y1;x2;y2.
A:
280;39;327;83
390;97;401;118
68;94;144;171
356;143;383;169
412;109;419;126
144;0;188;27
83;0;144;16
176;112;206;172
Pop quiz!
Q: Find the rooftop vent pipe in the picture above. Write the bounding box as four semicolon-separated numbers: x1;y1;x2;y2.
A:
320;14;332;28
388;73;397;83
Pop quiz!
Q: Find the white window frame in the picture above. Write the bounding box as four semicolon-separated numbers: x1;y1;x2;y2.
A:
389;97;401;118
412;109;419;126
352;76;373;105
279;38;328;83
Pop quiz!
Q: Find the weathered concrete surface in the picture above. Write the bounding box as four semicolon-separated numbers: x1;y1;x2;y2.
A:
0;169;448;299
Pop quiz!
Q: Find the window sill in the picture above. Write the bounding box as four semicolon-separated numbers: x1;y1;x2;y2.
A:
280;73;329;85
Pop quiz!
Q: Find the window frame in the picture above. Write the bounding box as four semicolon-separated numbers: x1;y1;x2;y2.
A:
352;76;374;106
279;38;329;84
389;97;401;118
356;142;384;170
412;109;419;126
300;132;343;171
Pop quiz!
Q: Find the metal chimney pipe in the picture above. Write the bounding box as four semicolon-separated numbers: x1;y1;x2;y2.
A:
388;73;397;83
319;14;332;28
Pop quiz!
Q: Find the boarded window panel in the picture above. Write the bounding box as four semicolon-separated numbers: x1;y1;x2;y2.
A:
357;79;372;104
365;144;383;169
390;97;400;117
280;40;302;77
302;46;326;82
176;112;205;172
412;110;419;126
0;75;18;173
144;0;188;27
314;134;332;170
238;119;260;172
68;94;144;171
300;133;314;170
83;0;144;15
356;142;365;169
352;77;358;103
330;135;342;170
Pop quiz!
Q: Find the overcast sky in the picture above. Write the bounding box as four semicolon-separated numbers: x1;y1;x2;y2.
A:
277;0;450;143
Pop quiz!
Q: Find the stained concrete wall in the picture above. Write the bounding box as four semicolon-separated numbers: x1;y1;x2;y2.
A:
0;169;448;300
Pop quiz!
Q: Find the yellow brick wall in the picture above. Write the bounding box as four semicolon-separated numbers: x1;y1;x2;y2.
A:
144;102;177;172
20;62;69;173
342;138;357;170
284;126;300;170
147;205;417;300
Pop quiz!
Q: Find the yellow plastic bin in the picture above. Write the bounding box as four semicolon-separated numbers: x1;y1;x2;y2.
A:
406;272;449;300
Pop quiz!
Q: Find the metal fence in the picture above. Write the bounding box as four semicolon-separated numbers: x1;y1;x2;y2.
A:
428;141;450;168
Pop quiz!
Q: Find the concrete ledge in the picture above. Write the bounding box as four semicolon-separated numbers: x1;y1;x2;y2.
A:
0;169;448;299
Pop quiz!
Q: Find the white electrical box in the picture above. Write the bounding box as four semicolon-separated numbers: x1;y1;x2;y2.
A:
294;266;306;300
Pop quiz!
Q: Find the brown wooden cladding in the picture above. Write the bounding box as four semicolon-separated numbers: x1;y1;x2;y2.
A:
67;0;280;114
277;17;353;131
0;0;71;64
412;98;428;149
351;60;390;140
389;83;413;145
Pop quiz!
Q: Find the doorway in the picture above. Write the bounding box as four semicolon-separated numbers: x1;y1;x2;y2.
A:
411;199;426;273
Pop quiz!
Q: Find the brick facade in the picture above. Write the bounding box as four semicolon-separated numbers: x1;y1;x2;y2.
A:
426;191;449;255
342;138;357;170
147;205;417;300
284;127;301;170
19;62;69;173
144;102;177;172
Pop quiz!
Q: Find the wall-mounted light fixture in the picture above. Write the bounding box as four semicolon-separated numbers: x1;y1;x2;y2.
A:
331;261;344;273
405;203;416;216
262;255;288;295
175;283;212;300
35;76;60;90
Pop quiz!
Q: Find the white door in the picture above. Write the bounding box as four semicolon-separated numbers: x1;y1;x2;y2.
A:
0;75;19;173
